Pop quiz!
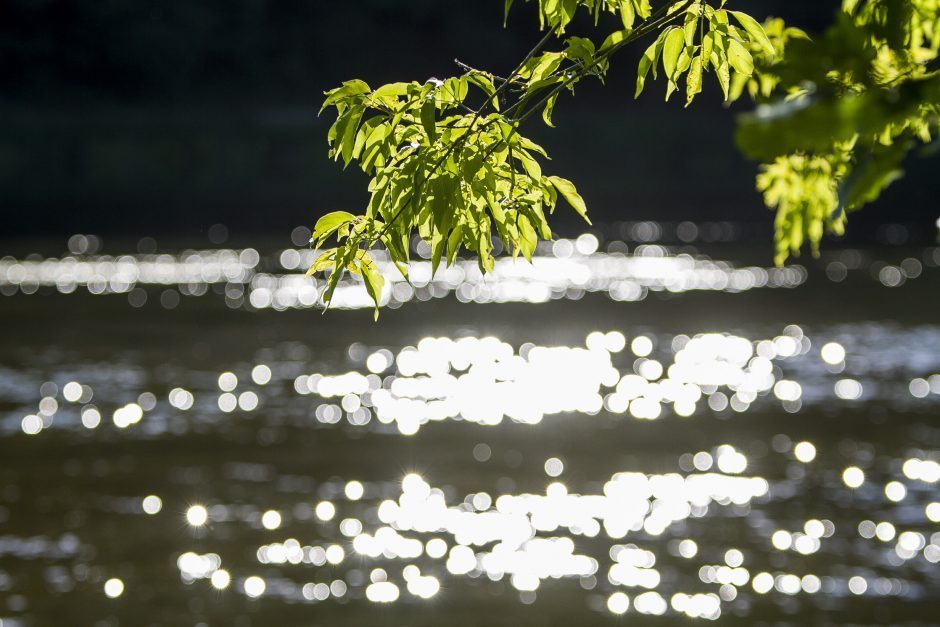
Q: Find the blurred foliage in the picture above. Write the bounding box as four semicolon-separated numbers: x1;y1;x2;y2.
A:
738;0;939;264
314;1;776;314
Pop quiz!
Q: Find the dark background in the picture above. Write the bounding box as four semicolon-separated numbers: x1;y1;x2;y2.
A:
0;0;936;242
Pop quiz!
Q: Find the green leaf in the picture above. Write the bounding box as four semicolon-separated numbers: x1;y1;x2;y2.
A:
305;250;337;278
729;11;776;58
710;47;730;101
662;28;685;81
421;99;437;144
312;211;356;244
359;253;385;320
542;93;559;127
725;39;754;77
686;55;703;106
620;1;635;30
341;106;365;166
635;35;665;98
547;175;591;224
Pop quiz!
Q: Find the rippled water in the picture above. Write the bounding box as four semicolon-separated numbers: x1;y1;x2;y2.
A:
1;236;939;626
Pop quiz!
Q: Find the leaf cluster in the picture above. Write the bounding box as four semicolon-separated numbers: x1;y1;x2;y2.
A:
315;74;590;317
735;0;939;264
309;1;796;316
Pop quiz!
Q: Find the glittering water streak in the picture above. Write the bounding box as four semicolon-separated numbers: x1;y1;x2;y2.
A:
6;325;939;439
0;242;806;311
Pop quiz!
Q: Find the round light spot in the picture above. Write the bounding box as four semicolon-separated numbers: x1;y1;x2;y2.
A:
631;336;653;357
820;342;846;365
848;576;868;595
63;381;83;402
544;457;564;477
21;414;43;435
186;505;208;527
218;372;238;392
218;393;237;413
926;502;940;523
843;466;865;489
142;495;162;515
315;501;336;522
344;480;364;501
607;592;630;615
771;530;792;551
238;391;259;411
261;510;282;530
244;576;266;598
251;364;272;385
426;538;448;559
875;521;896;542
104;578;124;598
81;407;102;429
885;481;906;502
211;569;231;590
794;441;816;463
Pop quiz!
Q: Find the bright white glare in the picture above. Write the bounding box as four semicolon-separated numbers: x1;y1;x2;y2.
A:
112;403;144;428
875;522;896;542
326;545;345;564
366;581;400;603
884;481;906;502
367;351;392;373
21;414;43;435
186;505;209;527
607;592;630;614
211;569;231;589
316;501;336;521
843;467;865;489
261;510;282;530
345;480;364;500
820;342;846;365
446;546;476;575
834;379;863;400
926;502;940;523
752;572;774;594
804;519;824;538
634;591;667;615
63;381;83;402
794;441;816;463
142;495;162;515
773;380;802;402
426;538;448;558
631;336;654;357
104;578;124;598
244;576;266;598
678;539;698;558
771;530;792;551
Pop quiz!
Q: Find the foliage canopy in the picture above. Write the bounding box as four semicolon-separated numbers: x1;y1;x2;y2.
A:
311;0;940;316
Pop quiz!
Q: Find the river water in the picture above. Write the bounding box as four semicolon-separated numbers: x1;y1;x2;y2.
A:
1;232;939;626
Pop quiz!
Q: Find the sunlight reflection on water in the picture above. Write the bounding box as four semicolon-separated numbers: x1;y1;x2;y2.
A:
1;236;939;625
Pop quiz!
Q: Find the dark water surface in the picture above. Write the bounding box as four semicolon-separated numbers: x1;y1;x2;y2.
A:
1;240;939;626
